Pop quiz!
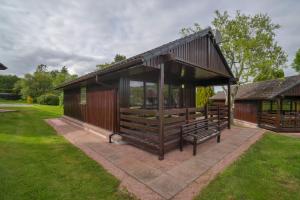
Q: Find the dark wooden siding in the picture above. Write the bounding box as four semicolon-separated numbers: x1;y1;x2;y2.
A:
282;84;300;96
64;88;86;121
144;36;230;77
234;101;258;123
86;85;116;131
212;100;258;123
64;85;116;131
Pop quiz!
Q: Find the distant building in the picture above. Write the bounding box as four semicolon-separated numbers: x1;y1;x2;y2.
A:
211;75;300;132
0;63;7;70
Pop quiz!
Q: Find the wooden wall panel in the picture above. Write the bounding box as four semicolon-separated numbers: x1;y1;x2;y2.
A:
86;85;116;131
212;100;258;123
234;101;258;123
64;88;86;121
64;85;116;132
145;36;230;77
282;84;300;96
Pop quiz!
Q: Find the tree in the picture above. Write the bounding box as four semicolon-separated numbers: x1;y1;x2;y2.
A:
181;10;287;123
196;87;214;108
0;75;20;93
292;49;300;73
212;10;287;122
14;65;77;103
96;54;126;70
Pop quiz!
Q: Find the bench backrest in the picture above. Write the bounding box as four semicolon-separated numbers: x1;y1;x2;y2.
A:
181;118;219;136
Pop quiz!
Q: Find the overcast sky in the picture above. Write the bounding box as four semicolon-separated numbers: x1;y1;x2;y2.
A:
1;0;299;77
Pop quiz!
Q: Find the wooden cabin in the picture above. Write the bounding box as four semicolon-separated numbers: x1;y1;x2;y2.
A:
57;28;236;159
211;75;300;132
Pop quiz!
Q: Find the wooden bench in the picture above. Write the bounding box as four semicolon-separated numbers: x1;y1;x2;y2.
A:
180;119;221;155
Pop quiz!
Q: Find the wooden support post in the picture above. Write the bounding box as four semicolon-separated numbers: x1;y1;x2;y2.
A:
227;80;231;129
293;101;298;128
204;103;208;119
277;98;281;130
158;64;165;160
217;104;220;128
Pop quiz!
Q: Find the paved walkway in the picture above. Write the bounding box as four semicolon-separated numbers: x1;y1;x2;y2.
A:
47;118;264;200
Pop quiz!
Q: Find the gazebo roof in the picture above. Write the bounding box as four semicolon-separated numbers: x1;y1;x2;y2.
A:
211;75;300;100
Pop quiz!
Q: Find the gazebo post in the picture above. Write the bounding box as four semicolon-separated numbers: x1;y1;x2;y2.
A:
227;79;231;129
158;63;165;160
276;98;281;130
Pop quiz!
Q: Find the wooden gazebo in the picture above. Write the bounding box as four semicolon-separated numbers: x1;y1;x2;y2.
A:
211;75;300;132
58;27;236;159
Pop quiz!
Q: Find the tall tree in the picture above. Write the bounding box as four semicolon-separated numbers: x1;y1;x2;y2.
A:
181;10;287;122
212;10;287;122
14;65;77;101
292;48;300;73
0;75;20;93
96;54;126;70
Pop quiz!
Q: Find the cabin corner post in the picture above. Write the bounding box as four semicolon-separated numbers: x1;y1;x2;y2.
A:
158;63;165;160
227;79;231;129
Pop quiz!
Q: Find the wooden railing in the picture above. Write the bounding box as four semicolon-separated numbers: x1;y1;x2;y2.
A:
281;112;300;128
119;108;160;150
119;105;228;153
258;112;278;129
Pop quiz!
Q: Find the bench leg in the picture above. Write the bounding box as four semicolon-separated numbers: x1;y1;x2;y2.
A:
217;134;221;143
180;135;183;152
193;137;197;156
109;134;113;143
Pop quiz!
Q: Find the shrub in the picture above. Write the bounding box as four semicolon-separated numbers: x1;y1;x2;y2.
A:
37;94;59;105
27;96;33;104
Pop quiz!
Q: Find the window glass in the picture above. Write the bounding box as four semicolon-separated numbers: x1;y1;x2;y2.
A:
282;100;291;111
80;87;86;105
262;101;271;111
170;85;180;108
145;82;157;108
130;81;144;108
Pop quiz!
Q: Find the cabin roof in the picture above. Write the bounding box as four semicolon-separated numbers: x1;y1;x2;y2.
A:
211;75;300;100
57;27;234;89
0;63;7;70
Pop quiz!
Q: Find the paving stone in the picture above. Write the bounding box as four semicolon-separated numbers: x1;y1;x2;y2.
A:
46;118;264;200
148;174;187;199
167;158;210;185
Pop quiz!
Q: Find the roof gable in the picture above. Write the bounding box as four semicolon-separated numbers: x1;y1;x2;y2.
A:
211;75;300;100
58;27;234;89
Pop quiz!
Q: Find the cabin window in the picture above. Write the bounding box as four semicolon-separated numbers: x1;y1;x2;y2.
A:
282;100;292;111
262;101;271;111
164;84;180;108
129;81;144;108
145;82;158;108
80;87;86;105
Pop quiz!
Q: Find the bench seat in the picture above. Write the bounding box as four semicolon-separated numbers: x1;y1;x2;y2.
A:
180;119;221;155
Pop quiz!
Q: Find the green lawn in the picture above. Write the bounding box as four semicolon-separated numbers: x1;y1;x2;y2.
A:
0;105;133;200
196;133;300;200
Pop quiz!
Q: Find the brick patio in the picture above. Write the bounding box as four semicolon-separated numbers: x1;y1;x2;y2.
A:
47;117;264;200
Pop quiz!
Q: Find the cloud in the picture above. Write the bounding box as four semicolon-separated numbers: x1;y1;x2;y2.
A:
0;0;299;77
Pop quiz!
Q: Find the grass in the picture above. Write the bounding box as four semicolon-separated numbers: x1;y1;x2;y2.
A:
0;104;134;200
196;133;300;200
